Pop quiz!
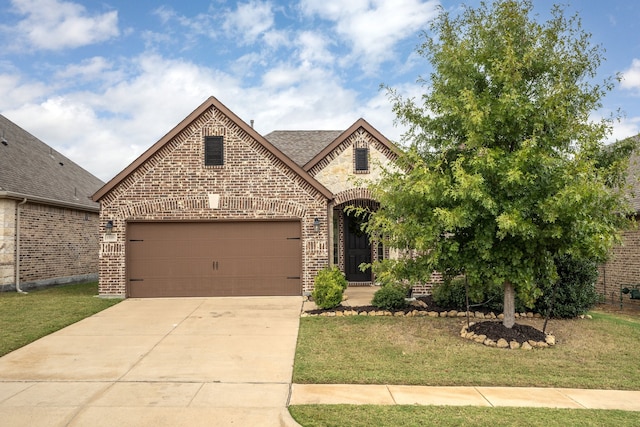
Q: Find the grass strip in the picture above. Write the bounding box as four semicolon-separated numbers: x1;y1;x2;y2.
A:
289;405;640;427
293;313;640;390
0;282;120;356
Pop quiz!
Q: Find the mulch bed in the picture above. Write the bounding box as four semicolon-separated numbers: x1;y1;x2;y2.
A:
305;294;450;315
467;321;547;344
306;294;549;345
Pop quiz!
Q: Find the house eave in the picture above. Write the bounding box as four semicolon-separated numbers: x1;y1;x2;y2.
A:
0;191;100;213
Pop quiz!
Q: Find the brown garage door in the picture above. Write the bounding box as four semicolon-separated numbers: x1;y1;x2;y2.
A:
126;221;302;297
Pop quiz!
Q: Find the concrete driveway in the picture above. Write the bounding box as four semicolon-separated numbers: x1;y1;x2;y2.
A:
0;296;303;427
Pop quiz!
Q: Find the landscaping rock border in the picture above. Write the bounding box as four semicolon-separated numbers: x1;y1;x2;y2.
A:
301;305;544;320
460;322;556;350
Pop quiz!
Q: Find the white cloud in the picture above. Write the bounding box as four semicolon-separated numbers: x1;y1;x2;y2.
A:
296;31;334;65
9;0;119;51
0;72;49;110
300;0;439;70
3;54;245;181
223;0;275;45
621;59;640;92
609;116;640;142
54;57;121;85
0;47;407;182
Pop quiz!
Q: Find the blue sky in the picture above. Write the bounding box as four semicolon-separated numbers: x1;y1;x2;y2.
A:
1;0;639;182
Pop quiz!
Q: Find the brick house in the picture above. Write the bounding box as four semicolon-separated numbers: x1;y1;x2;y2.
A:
0;115;103;292
92;96;414;298
597;135;640;309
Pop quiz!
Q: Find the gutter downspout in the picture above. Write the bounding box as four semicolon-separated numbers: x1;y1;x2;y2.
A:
15;198;27;294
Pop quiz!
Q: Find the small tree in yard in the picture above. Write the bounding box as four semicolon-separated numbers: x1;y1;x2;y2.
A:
365;0;637;328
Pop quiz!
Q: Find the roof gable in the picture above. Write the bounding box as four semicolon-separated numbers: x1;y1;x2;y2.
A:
302;118;400;172
0;115;103;211
93;96;332;202
264;119;400;173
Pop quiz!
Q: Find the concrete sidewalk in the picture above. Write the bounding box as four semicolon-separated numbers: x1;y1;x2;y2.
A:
296;286;640;413
0;296;303;427
290;384;640;411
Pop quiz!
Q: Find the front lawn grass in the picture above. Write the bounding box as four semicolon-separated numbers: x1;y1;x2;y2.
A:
289;405;640;427
293;311;640;390
0;282;120;357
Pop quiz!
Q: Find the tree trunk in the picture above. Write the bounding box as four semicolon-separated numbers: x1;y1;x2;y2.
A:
503;281;515;328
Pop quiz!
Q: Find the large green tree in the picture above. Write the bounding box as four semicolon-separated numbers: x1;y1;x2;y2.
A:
366;0;636;328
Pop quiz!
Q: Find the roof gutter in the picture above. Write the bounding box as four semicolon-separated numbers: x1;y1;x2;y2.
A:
15;198;27;294
0;191;99;213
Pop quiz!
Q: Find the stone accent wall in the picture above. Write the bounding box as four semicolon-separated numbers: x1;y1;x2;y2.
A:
311;128;399;286
98;105;329;297
310;128;397;194
0;199;16;287
16;202;99;288
597;228;640;308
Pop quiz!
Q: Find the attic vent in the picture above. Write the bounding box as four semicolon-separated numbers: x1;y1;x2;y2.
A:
1;139;7;146
205;136;224;166
355;147;369;172
59;162;64;166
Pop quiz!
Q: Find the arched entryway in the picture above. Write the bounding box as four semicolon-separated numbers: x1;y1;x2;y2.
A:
344;209;371;281
332;197;384;285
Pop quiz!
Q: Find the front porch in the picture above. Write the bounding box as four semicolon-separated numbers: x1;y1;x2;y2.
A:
330;198;386;285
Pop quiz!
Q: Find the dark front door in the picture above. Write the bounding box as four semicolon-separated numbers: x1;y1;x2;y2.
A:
344;211;372;281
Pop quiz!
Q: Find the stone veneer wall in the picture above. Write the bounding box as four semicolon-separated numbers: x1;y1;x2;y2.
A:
98;106;329;297
308;129;443;294
0;199;16;287
597;228;640;308
310;128;397;195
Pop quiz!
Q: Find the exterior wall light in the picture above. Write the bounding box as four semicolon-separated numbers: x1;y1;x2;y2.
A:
313;218;320;233
105;220;114;235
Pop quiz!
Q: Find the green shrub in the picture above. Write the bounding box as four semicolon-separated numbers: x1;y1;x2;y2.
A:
534;255;599;318
371;284;408;310
431;277;467;309
312;267;347;309
432;277;527;313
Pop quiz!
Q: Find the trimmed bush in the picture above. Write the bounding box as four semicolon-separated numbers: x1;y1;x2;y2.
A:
535;255;599;318
372;285;408;311
312;267;348;309
432;277;527;313
431;277;467;309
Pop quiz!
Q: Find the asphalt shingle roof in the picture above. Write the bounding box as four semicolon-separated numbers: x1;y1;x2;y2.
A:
0;115;103;210
625;136;640;212
264;130;344;167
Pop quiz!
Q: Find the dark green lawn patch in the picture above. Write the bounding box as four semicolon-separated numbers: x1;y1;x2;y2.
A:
0;282;120;356
293;312;640;390
289;405;640;427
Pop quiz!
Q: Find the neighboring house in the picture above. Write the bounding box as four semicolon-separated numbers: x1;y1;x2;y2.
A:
597;135;640;308
0;115;104;292
93;96;435;298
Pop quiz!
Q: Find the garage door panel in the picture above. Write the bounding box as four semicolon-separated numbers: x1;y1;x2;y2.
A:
127;221;301;297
